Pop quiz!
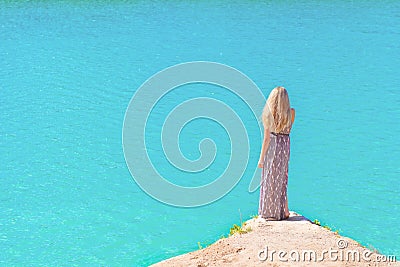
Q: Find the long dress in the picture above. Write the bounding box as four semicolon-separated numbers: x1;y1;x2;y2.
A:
258;128;291;220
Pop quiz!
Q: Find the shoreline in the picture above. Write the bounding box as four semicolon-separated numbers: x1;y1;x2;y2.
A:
151;211;398;267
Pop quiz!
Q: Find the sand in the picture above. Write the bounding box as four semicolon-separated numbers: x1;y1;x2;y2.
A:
151;211;398;267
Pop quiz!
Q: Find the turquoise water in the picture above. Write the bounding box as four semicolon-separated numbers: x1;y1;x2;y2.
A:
1;1;399;265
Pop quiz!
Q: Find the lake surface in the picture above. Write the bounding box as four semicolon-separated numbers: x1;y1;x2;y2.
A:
1;1;399;265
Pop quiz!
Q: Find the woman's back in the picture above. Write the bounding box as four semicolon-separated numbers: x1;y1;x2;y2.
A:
270;108;295;135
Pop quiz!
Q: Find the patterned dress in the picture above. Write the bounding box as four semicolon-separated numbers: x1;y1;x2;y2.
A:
258;126;292;220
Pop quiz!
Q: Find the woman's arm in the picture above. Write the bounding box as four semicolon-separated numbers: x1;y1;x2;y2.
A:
291;108;295;124
258;128;270;168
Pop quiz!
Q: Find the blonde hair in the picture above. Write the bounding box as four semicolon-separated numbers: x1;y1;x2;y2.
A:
262;86;292;133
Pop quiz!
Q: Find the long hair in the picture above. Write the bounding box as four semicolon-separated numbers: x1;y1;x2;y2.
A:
262;86;292;133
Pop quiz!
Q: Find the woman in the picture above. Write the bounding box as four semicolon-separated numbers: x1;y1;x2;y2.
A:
258;86;295;220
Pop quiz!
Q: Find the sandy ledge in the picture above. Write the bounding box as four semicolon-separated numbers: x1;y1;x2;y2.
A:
151;211;398;267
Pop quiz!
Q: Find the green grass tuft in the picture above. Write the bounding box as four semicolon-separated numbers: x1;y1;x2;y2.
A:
229;222;252;236
322;225;331;230
313;218;340;234
313;219;321;226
